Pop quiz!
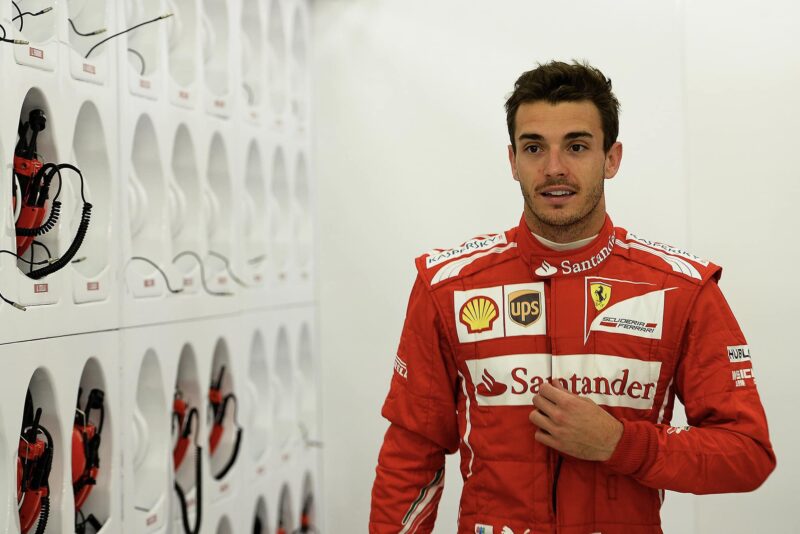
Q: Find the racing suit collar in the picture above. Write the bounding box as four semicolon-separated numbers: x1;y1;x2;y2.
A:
517;214;617;280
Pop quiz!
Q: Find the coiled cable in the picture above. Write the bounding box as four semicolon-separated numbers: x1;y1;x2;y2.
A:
27;202;91;280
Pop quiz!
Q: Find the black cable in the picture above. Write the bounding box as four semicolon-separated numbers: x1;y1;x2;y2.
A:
298;422;323;449
212;426;241;480
68;18;106;37
84;13;173;59
11;1;23;31
16;162;67;238
32;240;52;260
0;22;28;44
75;509;104;534
29;420;54;534
11;162;91;280
0;249;52;267
247;254;267;265
242;83;255;105
127;47;146;75
0;288;26;310
207;251;251;288
211;393;242;480
172;251;233;296
12;6;53;32
28;203;91;280
33;495;49;534
174;444;202;534
128;256;184;293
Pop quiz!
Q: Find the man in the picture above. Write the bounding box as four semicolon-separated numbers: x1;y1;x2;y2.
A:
369;60;775;534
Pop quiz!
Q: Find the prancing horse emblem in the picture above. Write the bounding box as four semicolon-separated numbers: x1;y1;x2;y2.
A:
590;282;612;311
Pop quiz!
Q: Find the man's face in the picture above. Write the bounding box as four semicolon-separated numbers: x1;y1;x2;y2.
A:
508;100;622;238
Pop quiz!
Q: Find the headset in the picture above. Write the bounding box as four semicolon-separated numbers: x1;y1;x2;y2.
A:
12;108;93;280
14;109;49;257
292;493;318;534
17;391;53;534
73;388;105;533
208;366;242;479
253;515;263;534
172;390;202;534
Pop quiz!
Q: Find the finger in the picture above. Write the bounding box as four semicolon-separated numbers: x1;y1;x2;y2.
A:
534;429;560;450
538;381;573;403
529;409;556;434
532;391;558;415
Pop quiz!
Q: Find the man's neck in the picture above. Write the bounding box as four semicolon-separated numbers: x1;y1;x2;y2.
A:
533;233;597;251
523;206;607;244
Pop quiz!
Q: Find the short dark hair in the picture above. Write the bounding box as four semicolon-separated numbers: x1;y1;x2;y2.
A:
505;60;620;153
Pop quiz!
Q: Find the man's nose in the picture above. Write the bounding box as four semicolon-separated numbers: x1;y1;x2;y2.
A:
544;151;567;178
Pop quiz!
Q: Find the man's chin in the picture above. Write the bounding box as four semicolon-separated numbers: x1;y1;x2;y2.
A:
533;210;585;228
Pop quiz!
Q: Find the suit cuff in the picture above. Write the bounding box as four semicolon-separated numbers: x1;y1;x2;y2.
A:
603;419;658;476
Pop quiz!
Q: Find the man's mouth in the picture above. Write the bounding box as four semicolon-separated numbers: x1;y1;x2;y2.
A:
540;189;576;198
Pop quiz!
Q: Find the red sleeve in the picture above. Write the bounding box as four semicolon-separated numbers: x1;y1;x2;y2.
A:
604;279;776;493
370;276;460;533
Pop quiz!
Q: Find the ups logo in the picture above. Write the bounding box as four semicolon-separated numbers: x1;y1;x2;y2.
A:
508;290;541;327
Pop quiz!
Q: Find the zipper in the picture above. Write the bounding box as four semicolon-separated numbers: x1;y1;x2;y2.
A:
548;277;561;531
551;453;563;519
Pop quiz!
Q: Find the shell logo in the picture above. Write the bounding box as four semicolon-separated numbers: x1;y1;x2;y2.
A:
459;296;499;334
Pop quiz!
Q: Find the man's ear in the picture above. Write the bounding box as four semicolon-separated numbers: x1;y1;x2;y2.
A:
604;142;623;179
508;144;519;181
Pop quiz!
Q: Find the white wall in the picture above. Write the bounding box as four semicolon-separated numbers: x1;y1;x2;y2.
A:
683;1;800;532
313;0;797;532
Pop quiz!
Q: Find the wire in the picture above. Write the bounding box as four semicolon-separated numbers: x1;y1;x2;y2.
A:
0;22;29;45
172;251;233;296
0;249;52;267
0;289;26;311
32;241;51;259
174;443;202;534
207;251;251;288
68;18;107;37
242;83;255;105
298;422;323;449
12;6;54;32
127;48;146;75
211;394;242;480
29;241;52;274
247;254;267;265
84;13;173;59
11;1;23;31
128;256;184;294
18;163;92;280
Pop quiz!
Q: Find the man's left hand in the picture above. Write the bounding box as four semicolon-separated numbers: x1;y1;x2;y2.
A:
528;380;623;461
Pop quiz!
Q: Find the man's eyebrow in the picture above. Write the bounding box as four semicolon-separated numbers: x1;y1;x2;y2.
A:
517;131;594;142
565;131;593;140
517;133;544;141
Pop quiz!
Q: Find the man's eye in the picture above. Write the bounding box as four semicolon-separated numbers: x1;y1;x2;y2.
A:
525;145;541;154
569;144;587;152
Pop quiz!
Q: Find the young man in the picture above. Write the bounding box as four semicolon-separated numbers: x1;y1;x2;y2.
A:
369;61;775;534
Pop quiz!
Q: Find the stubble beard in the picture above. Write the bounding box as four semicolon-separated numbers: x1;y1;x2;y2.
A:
521;175;605;240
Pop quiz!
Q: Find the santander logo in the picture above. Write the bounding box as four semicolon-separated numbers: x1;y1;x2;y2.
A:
476;369;507;397
534;260;557;277
468;353;661;410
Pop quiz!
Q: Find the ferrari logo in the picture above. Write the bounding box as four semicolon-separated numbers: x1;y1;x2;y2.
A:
590;282;612;311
